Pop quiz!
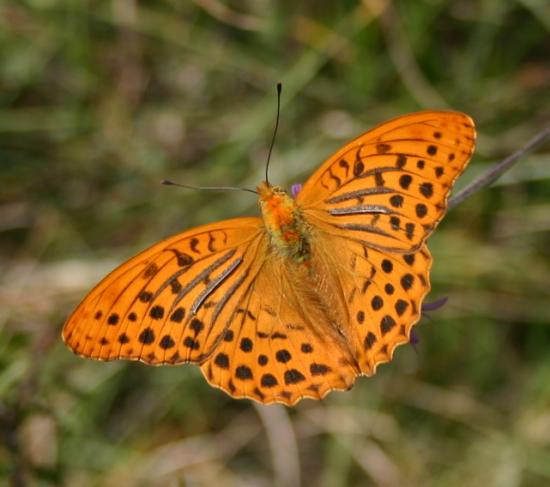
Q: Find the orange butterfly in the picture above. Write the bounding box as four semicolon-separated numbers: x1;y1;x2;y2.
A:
63;111;476;405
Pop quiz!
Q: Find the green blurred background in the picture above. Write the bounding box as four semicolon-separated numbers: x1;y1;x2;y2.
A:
1;1;549;486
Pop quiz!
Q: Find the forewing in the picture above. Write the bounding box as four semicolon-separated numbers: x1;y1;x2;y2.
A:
63;218;265;365
297;111;475;253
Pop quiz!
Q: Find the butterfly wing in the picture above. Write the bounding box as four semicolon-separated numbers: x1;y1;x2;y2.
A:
308;231;433;375
63;218;266;365
64;110;475;405
199;251;360;405
297;111;476;252
297;111;475;374
64;214;360;405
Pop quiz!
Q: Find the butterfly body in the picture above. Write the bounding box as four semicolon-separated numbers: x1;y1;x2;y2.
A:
63;111;476;405
258;182;311;262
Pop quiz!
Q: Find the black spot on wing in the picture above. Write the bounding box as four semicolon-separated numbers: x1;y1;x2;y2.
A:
235;365;253;380
214;353;229;369
139;328;155;344
284;369;305;385
159;335;175;349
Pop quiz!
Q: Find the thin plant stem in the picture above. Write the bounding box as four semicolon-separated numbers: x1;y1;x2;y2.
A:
449;126;550;210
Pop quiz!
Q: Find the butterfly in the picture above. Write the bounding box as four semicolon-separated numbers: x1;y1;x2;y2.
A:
63;111;476;405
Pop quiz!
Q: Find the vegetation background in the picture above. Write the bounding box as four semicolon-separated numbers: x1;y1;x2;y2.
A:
1;1;549;486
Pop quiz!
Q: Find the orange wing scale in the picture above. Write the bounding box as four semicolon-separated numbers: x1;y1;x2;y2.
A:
200;255;360;405
297;111;475;382
63;218;264;364
298;111;475;251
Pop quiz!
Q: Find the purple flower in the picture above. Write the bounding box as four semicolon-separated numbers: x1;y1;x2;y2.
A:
291;183;303;198
421;297;448;312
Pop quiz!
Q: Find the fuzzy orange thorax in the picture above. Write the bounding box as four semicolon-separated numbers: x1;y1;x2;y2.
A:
257;181;310;260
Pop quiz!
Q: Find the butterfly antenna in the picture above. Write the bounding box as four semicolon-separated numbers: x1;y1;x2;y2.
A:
161;179;258;195
265;82;282;186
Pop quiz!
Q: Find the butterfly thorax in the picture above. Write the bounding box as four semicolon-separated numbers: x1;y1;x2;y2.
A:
258;182;311;262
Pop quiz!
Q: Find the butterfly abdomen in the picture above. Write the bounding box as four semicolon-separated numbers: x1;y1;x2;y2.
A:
258;182;311;262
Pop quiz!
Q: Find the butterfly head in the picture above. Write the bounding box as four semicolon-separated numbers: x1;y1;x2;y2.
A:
257;181;294;219
257;181;310;261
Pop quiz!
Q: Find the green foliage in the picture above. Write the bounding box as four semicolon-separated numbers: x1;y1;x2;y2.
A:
1;1;549;485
